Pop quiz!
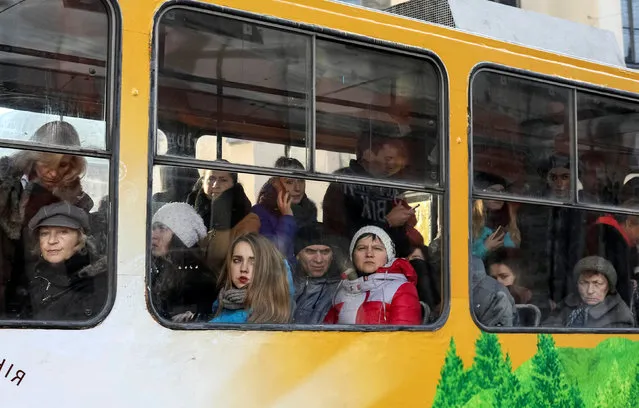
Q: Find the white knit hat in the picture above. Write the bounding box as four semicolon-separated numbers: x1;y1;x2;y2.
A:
349;225;396;267
152;202;207;248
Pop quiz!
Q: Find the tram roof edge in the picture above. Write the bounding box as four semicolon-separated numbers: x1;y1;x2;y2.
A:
385;0;626;68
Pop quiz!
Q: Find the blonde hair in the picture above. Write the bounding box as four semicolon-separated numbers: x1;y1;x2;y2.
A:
33;228;87;258
472;199;485;240
13;151;86;187
471;199;521;246
216;233;291;324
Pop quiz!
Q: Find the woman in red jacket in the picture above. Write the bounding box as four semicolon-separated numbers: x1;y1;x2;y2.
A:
324;225;421;325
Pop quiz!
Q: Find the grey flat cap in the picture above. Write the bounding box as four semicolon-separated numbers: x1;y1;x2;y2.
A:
28;202;89;232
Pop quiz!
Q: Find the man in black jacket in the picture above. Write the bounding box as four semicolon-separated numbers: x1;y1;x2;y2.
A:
322;132;415;257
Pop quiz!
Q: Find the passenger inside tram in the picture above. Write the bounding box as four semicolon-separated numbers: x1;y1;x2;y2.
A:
470;256;516;327
585;199;639;307
324;225;422;325
485;248;532;305
27;202;107;321
471;172;520;260
274;157;318;231
150;202;217;323
544;256;634;328
188;166;254;273
210;233;293;324
292;223;342;324
322;132;418;258
249;174;299;266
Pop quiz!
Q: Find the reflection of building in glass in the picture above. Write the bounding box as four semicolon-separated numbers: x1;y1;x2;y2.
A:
622;0;639;66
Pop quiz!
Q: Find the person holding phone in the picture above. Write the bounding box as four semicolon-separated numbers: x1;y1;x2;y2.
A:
471;172;520;260
245;176;298;266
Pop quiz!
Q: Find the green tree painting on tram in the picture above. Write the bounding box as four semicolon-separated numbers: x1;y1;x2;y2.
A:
528;334;583;408
431;333;639;407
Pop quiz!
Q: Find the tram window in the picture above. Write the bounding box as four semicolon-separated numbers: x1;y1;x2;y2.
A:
156;10;309;166
471;199;639;330
0;0;114;326
471;71;571;200
149;164;445;327
577;92;639;206
315;40;441;185
0;0;109;150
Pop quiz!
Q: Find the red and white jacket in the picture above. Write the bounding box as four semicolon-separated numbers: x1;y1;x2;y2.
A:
323;258;421;325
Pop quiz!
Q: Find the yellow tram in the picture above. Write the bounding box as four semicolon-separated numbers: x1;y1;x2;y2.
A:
2;0;639;407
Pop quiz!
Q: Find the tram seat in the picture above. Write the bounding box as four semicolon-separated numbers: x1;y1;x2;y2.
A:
420;301;430;325
515;304;541;327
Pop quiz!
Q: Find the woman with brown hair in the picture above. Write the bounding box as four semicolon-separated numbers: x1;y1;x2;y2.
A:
210;233;293;324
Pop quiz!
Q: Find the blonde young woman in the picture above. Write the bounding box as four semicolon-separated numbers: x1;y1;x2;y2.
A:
0;121;92;317
471;172;521;260
210;233;294;324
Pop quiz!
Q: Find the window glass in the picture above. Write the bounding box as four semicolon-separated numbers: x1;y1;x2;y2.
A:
0;146;110;321
150;165;445;326
472;71;571;200
0;0;109;149
471;199;639;330
157;10;309;165
0;0;112;325
577;92;639;206
315;39;440;185
471;70;639;331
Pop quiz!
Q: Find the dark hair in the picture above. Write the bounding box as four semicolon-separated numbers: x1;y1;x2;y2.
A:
355;134;385;160
485;248;524;281
274;156;304;171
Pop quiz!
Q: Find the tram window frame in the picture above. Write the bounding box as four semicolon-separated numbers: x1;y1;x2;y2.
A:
469;65;639;334
0;0;121;329
148;3;451;332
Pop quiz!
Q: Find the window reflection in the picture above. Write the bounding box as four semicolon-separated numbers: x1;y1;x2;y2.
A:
157;10;309;164
315;40;440;185
472;71;570;200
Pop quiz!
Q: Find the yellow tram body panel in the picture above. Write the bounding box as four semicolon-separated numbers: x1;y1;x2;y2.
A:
118;0;639;406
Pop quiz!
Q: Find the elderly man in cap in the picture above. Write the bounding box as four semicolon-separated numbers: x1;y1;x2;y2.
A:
544;256;634;328
292;223;343;324
25;201;107;321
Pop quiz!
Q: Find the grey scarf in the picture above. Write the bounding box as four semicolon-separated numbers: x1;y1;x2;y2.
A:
219;288;247;310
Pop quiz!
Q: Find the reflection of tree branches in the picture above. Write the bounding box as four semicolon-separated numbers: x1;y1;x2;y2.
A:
0;0;27;16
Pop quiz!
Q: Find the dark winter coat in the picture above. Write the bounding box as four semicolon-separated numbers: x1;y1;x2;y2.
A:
28;250;108;321
410;258;441;315
151;252;217;321
517;204;586;316
544;292;634;328
585;215;637;306
471;257;516;327
293;262;341;324
322;159;411;257
186;181;252;231
291;196;318;231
